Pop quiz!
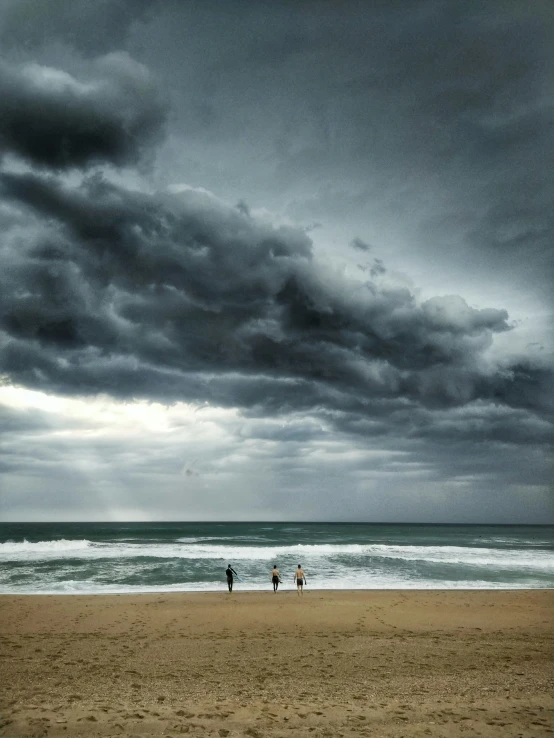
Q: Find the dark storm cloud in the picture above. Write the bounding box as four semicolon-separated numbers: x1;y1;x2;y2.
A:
1;169;551;450
1;1;551;289
0;54;167;169
128;0;551;296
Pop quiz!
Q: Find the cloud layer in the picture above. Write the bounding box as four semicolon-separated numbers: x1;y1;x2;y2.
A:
0;6;552;522
1;162;551;451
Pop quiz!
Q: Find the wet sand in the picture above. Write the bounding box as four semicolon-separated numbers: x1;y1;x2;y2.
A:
0;590;552;737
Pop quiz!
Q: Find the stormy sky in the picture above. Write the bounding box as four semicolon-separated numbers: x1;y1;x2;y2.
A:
0;0;552;523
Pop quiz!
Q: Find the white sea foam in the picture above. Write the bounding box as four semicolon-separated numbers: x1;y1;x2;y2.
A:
175;537;219;543
175;535;268;543
0;576;547;595
1;538;553;572
0;539;92;556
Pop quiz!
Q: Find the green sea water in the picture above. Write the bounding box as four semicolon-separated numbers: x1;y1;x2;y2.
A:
0;522;552;594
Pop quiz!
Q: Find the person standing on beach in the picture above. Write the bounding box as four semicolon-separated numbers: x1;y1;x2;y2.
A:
225;564;238;592
271;564;281;592
294;564;306;595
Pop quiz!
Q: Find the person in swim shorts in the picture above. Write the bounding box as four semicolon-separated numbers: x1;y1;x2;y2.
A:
225;564;238;592
294;564;306;595
271;564;281;592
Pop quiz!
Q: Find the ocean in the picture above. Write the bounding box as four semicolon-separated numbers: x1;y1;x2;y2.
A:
0;522;552;594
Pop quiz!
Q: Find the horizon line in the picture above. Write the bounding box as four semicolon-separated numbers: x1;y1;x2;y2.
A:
2;520;553;527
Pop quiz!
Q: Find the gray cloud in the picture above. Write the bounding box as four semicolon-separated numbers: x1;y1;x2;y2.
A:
1;394;552;523
350;238;371;252
0;54;167;169
2;2;551;292
141;0;552;299
0;169;550;451
0;0;155;56
370;259;386;278
0;404;52;437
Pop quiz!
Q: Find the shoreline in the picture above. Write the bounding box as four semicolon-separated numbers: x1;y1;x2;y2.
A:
2;585;553;596
1;590;552;737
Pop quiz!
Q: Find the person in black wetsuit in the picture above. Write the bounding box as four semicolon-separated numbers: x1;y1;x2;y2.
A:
225;563;238;592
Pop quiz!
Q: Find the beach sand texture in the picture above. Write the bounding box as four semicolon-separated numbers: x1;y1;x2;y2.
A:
1;590;552;737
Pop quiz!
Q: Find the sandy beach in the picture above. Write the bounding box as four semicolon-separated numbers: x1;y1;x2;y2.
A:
0;590;551;737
